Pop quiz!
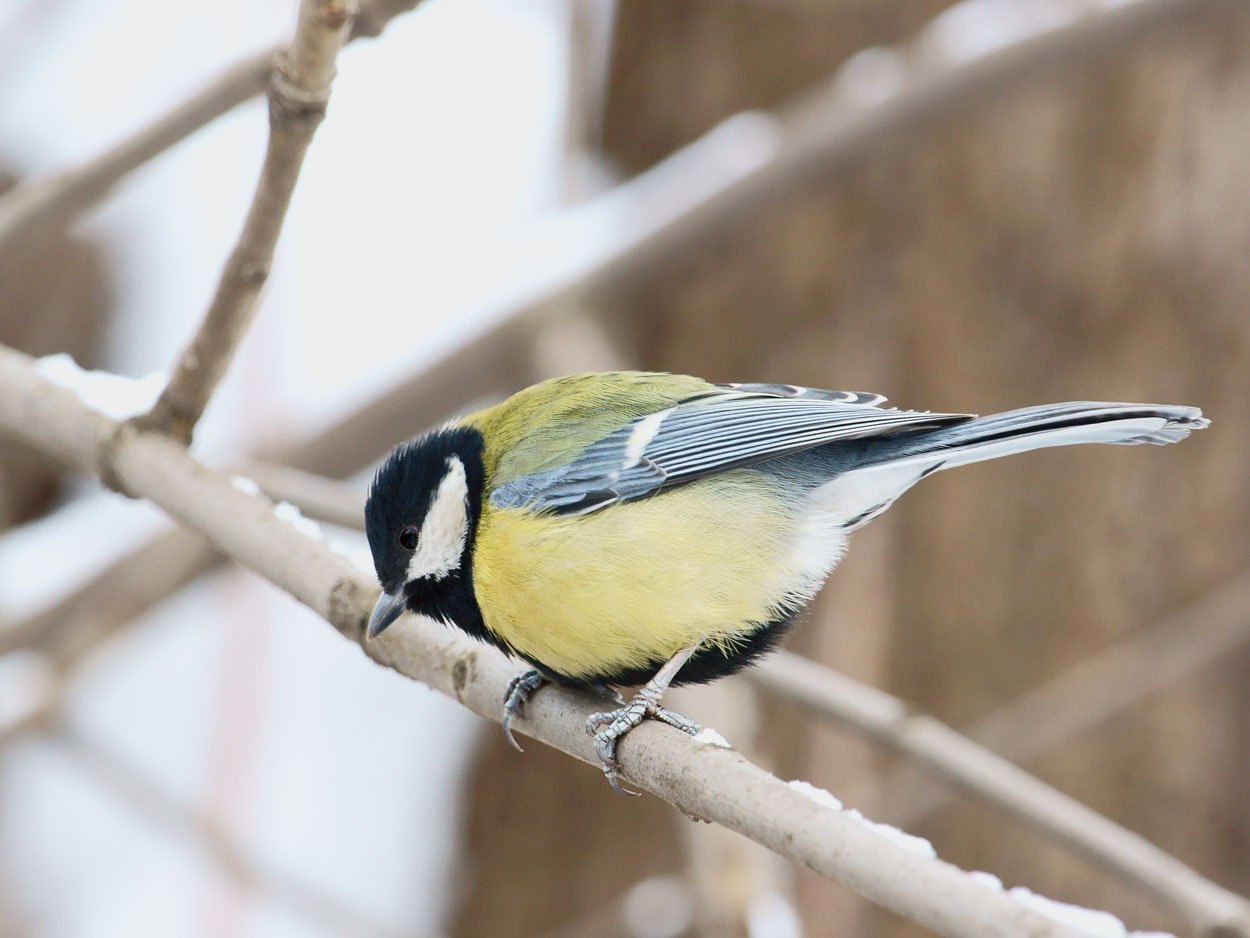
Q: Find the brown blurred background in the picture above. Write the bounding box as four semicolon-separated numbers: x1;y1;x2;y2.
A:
449;2;1250;936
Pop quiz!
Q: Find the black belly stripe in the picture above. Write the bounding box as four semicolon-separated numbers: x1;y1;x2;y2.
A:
535;611;803;689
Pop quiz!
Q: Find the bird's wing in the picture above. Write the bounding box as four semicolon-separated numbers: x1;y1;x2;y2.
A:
489;383;973;515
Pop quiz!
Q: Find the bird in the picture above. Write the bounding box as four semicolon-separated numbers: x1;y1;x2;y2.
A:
363;371;1207;793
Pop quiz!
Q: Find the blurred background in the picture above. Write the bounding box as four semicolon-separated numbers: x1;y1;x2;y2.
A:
1;0;1248;936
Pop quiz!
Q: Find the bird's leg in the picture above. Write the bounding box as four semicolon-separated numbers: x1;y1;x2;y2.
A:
502;669;548;752
503;675;623;752
586;645;701;796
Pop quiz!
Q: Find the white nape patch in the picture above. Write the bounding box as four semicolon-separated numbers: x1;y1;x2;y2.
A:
406;457;469;582
623;408;672;467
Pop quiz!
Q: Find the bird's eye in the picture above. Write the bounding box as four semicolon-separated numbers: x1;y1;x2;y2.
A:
398;525;419;550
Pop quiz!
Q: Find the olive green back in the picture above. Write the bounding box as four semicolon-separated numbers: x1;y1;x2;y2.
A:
463;372;714;486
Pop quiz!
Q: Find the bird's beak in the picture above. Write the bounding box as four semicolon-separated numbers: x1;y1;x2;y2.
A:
367;590;406;640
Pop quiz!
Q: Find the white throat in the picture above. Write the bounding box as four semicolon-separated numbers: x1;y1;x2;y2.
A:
405;457;469;582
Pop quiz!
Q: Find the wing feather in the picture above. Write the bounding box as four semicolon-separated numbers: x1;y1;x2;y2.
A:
489;385;971;514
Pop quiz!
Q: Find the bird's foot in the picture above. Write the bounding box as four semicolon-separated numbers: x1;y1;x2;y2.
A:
502;669;548;752
585;686;700;796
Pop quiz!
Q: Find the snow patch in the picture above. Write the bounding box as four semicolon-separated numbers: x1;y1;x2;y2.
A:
329;540;376;574
35;353;166;420
843;808;937;858
273;501;323;541
786;779;843;811
971;872;1174;937
229;474;262;497
969;870;1004;891
1010;887;1131;936
692;726;731;749
787;780;935;857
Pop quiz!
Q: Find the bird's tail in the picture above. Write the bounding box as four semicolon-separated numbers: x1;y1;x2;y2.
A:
859;401;1209;474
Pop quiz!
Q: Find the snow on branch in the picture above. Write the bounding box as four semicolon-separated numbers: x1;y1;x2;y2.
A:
752;652;1250;936
0;343;1150;938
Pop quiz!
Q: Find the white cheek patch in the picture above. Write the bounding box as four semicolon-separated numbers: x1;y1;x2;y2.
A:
406;457;469;582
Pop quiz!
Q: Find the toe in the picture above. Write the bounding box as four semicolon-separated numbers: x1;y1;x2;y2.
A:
604;768;640;798
501;714;526;753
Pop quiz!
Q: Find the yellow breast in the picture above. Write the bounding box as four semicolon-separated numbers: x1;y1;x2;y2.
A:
472;470;800;681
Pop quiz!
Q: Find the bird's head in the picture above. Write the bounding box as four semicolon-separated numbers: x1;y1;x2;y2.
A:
364;426;485;640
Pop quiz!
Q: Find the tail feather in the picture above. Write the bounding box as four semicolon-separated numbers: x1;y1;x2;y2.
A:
862;402;1208;473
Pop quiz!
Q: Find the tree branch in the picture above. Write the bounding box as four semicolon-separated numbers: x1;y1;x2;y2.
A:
243;460;368;530
751;651;1250;937
0;0;421;252
0;347;1134;938
871;574;1250;827
131;0;356;442
11;445;1249;934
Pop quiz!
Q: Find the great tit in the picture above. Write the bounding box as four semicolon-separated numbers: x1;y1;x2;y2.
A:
364;371;1207;792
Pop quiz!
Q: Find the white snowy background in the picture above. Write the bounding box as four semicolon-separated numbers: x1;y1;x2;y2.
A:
0;1;575;935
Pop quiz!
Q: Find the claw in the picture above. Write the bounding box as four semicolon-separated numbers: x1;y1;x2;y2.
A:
502;669;548;752
586;688;700;796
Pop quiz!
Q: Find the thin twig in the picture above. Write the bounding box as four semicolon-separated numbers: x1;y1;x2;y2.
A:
0;50;273;247
0;347;1132;938
242;461;367;530
132;0;357;442
0;525;215;658
0;0;421;251
749;650;1250;937
867;574;1250;825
